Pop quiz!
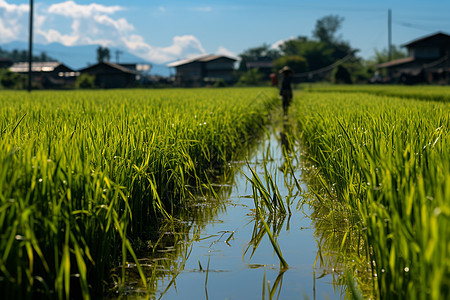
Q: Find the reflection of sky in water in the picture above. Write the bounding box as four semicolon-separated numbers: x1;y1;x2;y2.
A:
158;128;342;299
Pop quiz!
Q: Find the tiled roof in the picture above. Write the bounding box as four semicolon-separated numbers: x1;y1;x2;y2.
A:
377;57;415;68
79;61;138;74
10;62;65;72
403;32;450;47
167;54;237;67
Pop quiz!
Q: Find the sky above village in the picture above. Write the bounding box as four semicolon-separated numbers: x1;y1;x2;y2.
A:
1;0;450;64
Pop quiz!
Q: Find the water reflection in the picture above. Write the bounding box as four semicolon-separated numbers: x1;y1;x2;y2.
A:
110;116;375;299
109;177;238;297
262;270;286;299
303;158;376;299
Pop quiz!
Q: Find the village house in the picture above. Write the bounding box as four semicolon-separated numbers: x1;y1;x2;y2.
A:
118;63;152;85
9;61;77;88
167;54;237;87
378;32;450;84
244;57;275;79
79;61;140;88
0;57;13;69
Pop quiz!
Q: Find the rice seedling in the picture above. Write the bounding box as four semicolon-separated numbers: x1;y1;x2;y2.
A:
303;166;375;299
293;89;450;299
243;139;295;271
0;88;278;298
301;83;450;102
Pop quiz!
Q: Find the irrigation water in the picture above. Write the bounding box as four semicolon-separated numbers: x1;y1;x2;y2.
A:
115;117;354;299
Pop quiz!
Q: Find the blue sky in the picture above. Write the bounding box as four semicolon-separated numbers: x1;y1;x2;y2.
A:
1;0;450;63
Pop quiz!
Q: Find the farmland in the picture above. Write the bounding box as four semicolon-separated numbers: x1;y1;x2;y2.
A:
293;85;450;299
0;86;449;299
0;88;277;298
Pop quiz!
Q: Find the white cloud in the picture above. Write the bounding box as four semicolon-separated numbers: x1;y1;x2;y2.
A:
216;46;237;59
0;0;211;64
36;1;132;47
161;35;206;57
123;35;206;64
0;0;28;14
271;36;295;50
0;0;29;43
192;6;212;12
48;1;123;18
42;29;79;45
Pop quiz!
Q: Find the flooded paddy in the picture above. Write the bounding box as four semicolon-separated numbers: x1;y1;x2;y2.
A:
116;118;363;299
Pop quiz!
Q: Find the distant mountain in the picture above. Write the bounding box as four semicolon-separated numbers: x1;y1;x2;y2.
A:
0;41;171;76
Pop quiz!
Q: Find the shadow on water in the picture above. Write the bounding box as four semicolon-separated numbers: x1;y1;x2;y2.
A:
110;113;374;299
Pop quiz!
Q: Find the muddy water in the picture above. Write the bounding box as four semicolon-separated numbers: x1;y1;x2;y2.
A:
120;120;348;299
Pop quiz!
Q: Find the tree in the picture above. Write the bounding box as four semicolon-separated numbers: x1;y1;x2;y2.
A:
279;36;308;56
76;73;96;89
238;44;280;71
273;55;308;74
96;46;110;63
312;15;345;45
39;52;48;62
237;68;265;86
372;45;407;64
2;48;54;62
332;65;352;84
312;15;353;61
0;69;26;89
279;37;335;71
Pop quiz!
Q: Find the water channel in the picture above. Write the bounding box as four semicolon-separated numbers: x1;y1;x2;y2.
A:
117;117;355;299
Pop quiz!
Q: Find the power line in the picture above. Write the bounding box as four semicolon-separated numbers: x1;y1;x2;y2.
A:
394;21;436;32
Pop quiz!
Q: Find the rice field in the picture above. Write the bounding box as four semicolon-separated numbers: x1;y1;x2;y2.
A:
293;86;450;299
1;85;449;299
0;88;277;298
301;83;450;102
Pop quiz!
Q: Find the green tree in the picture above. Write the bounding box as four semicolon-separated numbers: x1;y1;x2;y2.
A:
273;55;308;74
313;15;353;61
279;38;334;71
313;15;344;45
237;68;265;86
0;69;26;89
76;73;96;89
96;46;110;63
364;45;408;78
2;49;54;62
332;65;352;84
238;44;280;71
372;45;407;64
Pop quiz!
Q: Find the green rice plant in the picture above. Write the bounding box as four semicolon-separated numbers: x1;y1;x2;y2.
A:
244;150;291;270
302;83;450;102
293;90;450;299
303;167;374;299
0;88;278;297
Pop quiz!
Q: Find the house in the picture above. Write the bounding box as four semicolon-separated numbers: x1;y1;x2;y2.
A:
167;54;237;86
9;61;77;88
79;61;139;88
378;32;450;84
244;57;275;78
0;57;13;69
118;63;151;84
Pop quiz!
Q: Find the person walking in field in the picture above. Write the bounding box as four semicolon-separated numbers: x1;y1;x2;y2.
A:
279;66;293;115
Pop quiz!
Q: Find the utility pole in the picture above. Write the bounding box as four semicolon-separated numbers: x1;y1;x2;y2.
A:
115;50;123;63
388;9;392;61
28;0;34;92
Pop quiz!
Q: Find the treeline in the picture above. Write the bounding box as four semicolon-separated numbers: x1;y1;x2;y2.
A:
236;15;406;85
0;47;55;62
